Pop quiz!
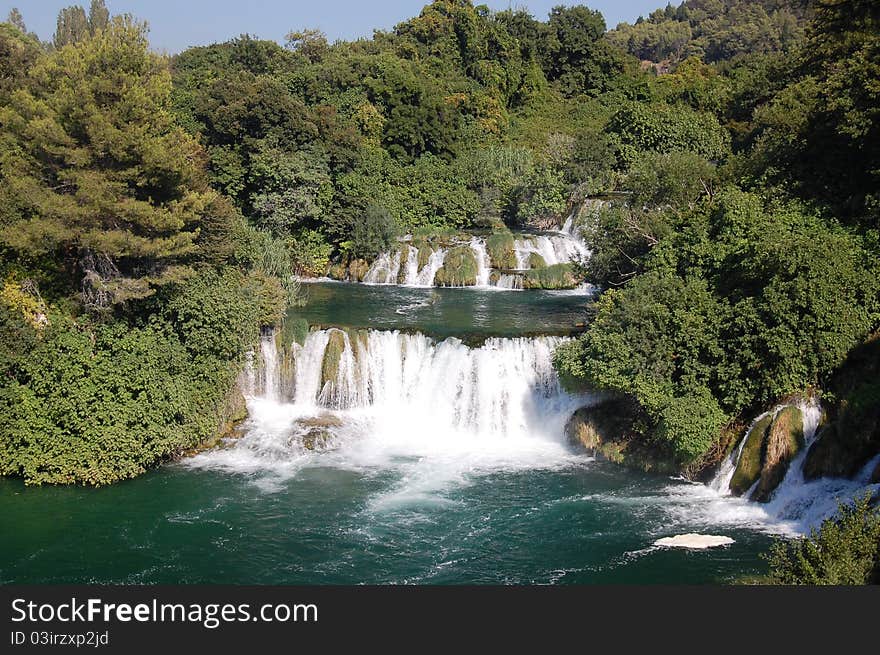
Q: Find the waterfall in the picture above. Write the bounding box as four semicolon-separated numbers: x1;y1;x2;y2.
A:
245;328;586;447
401;246;420;286
706;398;879;532
259;334;281;401
513;234;589;270
470;237;492;287
412;249;446;287
363;250;402;285
495;274;523;290
356;228;590;287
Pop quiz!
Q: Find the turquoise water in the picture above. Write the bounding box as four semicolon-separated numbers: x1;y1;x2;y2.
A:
1;281;793;585
0;463;775;584
294;281;592;340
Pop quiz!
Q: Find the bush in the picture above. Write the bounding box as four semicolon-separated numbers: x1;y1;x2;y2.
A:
346;203;399;260
765;494;880;585
0;270;262;485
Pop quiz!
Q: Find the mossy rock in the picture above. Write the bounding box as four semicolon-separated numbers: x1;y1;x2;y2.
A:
327;262;347;280
294;414;342;451
565;399;677;475
434;246;478;287
803;353;880;481
486;232;517;270
729;414;772;496
751;406;804;503
522;263;577;289
348;258;370;282
528;252;547;270
321;329;347;387
416;245;435;270
280;316;310;347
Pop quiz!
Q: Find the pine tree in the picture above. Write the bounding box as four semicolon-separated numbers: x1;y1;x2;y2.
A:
0;16;214;308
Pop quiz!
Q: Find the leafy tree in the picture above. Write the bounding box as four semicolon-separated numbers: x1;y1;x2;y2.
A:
0;17;214;308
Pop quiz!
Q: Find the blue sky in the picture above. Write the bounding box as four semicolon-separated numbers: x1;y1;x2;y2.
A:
3;1;663;53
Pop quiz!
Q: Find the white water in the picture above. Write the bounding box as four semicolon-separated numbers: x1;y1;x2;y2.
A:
469;237;492;287
357;225;590;290
190;330;590;492
412;249;446;287
513;234;588;269
363;250;402;285
401;246;420;286
194;334;878;538
259;334;280;402
679;399;879;535
495;274;523;290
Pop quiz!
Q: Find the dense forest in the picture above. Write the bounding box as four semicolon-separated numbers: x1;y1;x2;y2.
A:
0;0;878;582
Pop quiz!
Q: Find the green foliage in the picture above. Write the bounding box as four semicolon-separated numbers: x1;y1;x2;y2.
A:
522;263;577;290
765;494;880;585
345;204;399;261
485;231;517;269
0;16;213;308
607;101;730;165
624;150;716;207
0;271;258;485
655;386;728;463
741;0;880;225
607;0;806;65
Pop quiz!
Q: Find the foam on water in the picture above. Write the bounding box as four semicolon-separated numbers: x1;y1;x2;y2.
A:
187;330;591;498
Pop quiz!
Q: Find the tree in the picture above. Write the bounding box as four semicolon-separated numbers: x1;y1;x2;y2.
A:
1;16;214;308
53;5;89;47
7;8;26;33
542;5;623;96
88;0;109;33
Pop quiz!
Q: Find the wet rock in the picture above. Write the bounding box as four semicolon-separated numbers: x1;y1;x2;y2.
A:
729;415;772;496
565;399;676;474
348;258;370;282
434;246;478;287
751;406;804;503
321;329;347;387
294;414;343;451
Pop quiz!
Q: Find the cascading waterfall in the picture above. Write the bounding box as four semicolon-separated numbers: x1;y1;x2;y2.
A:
363;250;402;285
356;224;591;289
401;246;420;286
259;333;281;402
495;274;522;290
469;237;492;287
704;399;879;532
215;329;588;477
413;249;446;287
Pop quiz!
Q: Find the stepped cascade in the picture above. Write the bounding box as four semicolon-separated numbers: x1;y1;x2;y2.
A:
353;216;592;290
244;329;587;451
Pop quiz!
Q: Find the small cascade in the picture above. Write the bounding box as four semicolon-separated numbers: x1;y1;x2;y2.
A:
259;332;281;402
470;237;492;287
494;274;523;290
400;246;420;286
708;398;879;532
513;234;589;270
412;248;446;287
709;408;776;494
363;250;402;285
352;225;591;288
